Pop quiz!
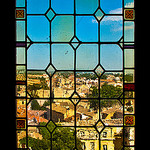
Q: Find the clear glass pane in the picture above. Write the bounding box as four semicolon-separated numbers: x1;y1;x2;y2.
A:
51;16;74;42
124;69;135;83
101;99;123;126
16;47;25;64
27;16;50;42
52;44;74;70
52;71;74;98
101;0;122;14
100;16;123;42
76;0;98;14
100;44;123;70
27;44;50;69
76;16;98;42
51;0;74;14
124;0;134;8
101;127;123;149
27;71;50;98
124;49;135;68
76;72;98;98
52;99;75;126
124;21;134;42
16;65;26;81
16;21;25;41
27;0;49;14
76;44;98;70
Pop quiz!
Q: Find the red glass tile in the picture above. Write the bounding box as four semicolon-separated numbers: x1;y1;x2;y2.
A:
124;83;135;91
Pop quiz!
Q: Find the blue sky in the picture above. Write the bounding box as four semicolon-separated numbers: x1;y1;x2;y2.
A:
25;0;129;71
100;0;122;14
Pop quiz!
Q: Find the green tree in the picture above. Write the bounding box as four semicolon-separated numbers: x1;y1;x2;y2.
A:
88;83;122;110
88;86;99;110
27;84;41;97
100;83;122;98
124;74;133;82
31;99;41;110
20;122;83;150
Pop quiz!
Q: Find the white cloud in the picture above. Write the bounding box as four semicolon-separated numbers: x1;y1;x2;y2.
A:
125;2;134;8
109;8;122;14
102;16;122;23
113;26;122;32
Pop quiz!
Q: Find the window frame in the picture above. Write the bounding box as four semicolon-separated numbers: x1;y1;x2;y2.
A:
8;0;139;149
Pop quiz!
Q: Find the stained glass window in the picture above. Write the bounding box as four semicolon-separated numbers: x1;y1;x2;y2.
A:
15;0;135;149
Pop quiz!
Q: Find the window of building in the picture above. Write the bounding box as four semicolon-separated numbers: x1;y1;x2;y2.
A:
15;0;136;149
81;142;86;150
103;145;107;150
90;142;95;150
103;131;107;138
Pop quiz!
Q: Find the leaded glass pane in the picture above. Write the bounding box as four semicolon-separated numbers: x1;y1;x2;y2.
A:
15;0;136;149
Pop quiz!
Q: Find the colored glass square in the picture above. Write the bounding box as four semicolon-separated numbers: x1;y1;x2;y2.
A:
124;115;135;126
124;83;135;91
16;9;25;19
16;119;26;129
124;9;135;20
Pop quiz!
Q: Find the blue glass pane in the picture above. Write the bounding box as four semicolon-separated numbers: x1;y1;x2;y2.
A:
51;0;74;14
52;44;74;70
16;0;25;7
76;0;98;14
100;44;123;70
100;16;123;42
27;44;50;69
27;16;50;42
51;16;74;42
76;16;98;42
76;44;98;70
27;0;49;14
101;0;122;14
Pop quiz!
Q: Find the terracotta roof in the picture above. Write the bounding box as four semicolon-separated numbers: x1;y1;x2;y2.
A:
27;110;48;123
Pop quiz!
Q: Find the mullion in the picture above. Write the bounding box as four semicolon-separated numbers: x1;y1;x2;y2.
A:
24;0;28;148
74;0;77;148
27;14;123;16
49;0;52;149
26;41;120;44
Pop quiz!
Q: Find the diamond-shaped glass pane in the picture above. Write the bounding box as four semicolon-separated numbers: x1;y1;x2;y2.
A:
71;37;79;43
95;9;104;21
72;99;79;105
47;121;56;133
70;92;80;105
46;64;55;77
72;92;79;99
71;37;80;49
46;9;55;21
96;120;104;133
71;43;79;49
95;65;104;77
